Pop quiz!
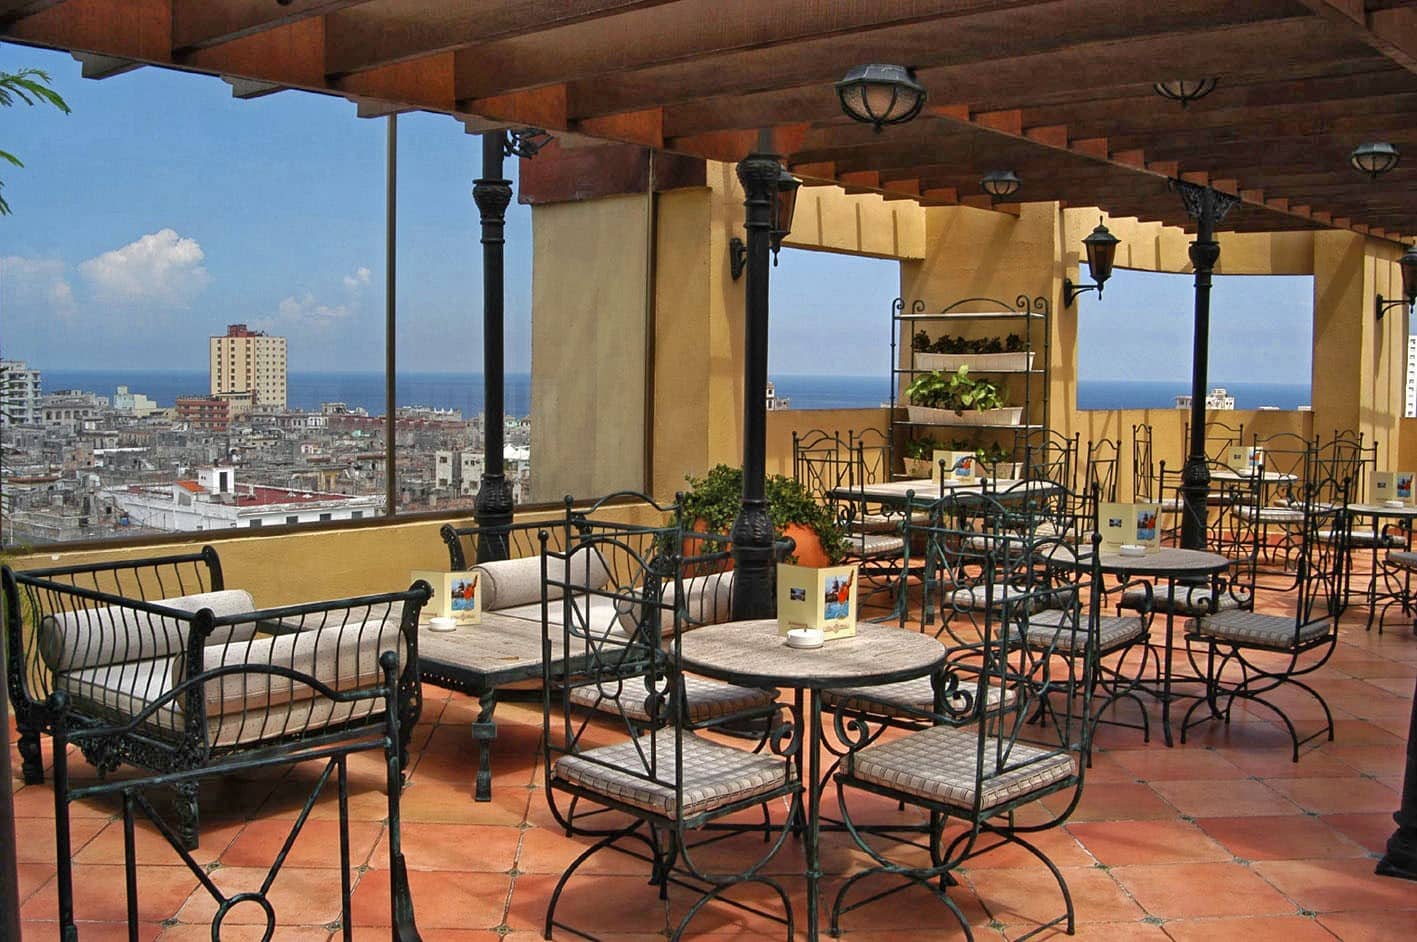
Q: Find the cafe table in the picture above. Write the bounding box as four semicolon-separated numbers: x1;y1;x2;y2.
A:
679;619;946;941
1066;547;1231;747
1343;502;1417;629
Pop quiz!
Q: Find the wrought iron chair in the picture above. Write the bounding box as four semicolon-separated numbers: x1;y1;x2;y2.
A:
1015;427;1079;491
1183;417;1246;464
3;551;428;850
1131;422;1156;503
1181;475;1349;761
539;517;802;940
48;635;422;940
1084;436;1120;504
1238;431;1313;583
828;527;1095;938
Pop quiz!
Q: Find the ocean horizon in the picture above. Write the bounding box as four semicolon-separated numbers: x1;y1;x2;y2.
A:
36;369;1313;416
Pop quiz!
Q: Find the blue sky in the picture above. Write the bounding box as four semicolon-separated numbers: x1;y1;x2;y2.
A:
3;41;1314;385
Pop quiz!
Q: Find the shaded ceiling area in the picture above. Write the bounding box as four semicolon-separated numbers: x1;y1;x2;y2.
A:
3;0;1415;239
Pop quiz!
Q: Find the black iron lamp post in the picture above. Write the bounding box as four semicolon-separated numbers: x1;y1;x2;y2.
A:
1175;181;1239;550
729;166;801;281
1063;219;1120;307
1375;244;1417;321
472;128;549;561
1378;673;1417;881
1350;142;1400;180
730;150;795;617
834;64;926;132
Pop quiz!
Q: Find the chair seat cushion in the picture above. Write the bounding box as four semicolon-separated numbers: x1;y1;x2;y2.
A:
1386;550;1417;572
1193;610;1330;649
1336;528;1401;547
946;583;1041;612
569;674;777;724
1119;584;1247;616
1234;506;1306;525
1022;610;1145;654
848;723;1076;814
552;730;793;817
852;534;905;558
821;675;1014;718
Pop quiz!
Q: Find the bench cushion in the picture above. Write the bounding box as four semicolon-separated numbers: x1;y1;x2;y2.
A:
38;589;257;672
613;570;736;637
56;616;406;743
475;547;610;611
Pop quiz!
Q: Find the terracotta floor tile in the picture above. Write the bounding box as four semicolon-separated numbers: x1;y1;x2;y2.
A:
505;873;667;935
954;825;1097;871
968;865;1146;926
75;817;246;868
1106;745;1247;783
158;923;330;941
1264;776;1400;815
21;863;201;924
352;868;511;930
1146;778;1297;818
1159;914;1341;942
1213;746;1369;780
1320;812;1399;855
1195;814;1368;861
219;817;385;870
1002;921;1171;941
174;864;351;927
1068;819;1230;866
22;921;162;941
1251;858;1417;913
1110;862;1296;919
1316;909;1417;941
1326;720;1404;746
1074;749;1143;784
1042;782;1177;822
16;861;56;903
365;821;523;873
15;814;108;864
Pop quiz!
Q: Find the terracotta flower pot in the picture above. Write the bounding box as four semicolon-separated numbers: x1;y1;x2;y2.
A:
782;522;830;567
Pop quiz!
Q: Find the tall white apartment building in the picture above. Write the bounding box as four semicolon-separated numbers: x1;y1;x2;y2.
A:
0;359;41;425
210;324;287;410
1406;335;1417;418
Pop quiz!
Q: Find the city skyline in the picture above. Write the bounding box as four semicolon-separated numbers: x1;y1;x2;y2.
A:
3;41;1318;385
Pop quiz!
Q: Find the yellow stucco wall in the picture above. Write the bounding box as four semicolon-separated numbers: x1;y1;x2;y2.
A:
529;193;651;501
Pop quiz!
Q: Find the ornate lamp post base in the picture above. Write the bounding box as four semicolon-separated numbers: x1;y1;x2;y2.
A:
1377;673;1417;882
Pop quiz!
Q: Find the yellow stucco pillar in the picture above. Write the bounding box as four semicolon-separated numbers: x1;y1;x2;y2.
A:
650;167;748;498
529;194;651;502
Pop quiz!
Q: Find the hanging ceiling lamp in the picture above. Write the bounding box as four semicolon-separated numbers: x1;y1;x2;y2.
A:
835;64;926;132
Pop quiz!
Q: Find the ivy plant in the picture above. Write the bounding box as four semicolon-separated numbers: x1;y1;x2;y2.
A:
906;366;1007;414
679;463;847;564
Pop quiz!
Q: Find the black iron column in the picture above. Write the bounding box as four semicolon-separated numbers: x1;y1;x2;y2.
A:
1176;181;1238;550
1377;672;1417;881
730;152;782;619
473;132;515;560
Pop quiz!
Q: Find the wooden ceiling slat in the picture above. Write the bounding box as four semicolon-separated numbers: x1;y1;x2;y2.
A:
323;0;679;76
187;17;327;88
172;0;368;54
8;0;170;61
335;51;457;111
577;108;664;149
468;84;570;130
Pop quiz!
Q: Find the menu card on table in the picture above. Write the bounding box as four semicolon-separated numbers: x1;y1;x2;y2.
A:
1098;502;1163;553
932;449;979;486
410;569;482;624
1371;471;1416;505
1226;446;1264;474
777;563;858;640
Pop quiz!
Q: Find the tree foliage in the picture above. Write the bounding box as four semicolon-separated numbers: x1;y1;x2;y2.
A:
0;68;71;215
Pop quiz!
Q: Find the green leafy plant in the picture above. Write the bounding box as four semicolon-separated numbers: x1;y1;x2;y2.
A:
912;333;1023;355
0;69;71;215
902;436;940;460
906;366;1007;415
678;464;847;564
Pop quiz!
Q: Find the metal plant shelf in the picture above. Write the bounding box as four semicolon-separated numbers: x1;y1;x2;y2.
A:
897;367;1044;375
896;310;1045;320
897;421;1043;430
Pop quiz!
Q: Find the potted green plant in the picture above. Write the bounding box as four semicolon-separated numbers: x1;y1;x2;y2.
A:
678;464;847;567
911;331;1034;373
904;366;1023;427
901;436;939;478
